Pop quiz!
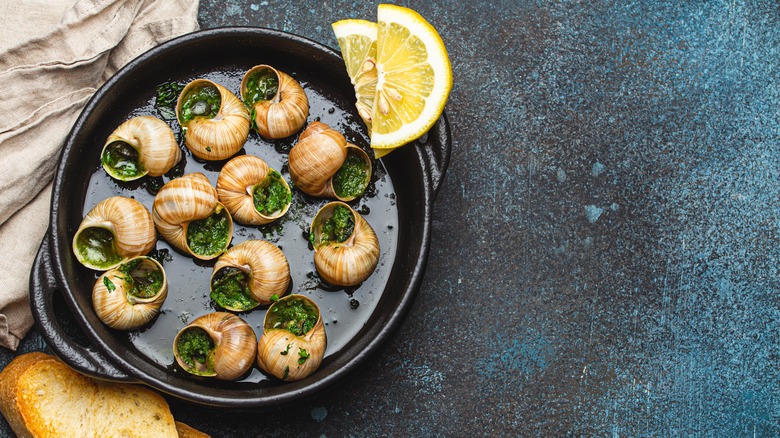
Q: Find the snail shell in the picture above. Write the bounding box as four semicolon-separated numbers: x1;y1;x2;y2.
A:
173;312;257;380
176;79;251;161
310;201;380;286
152;172;233;260
92;256;168;330
216;155;291;225
288;122;371;201
72;196;156;270
240;65;309;139
256;295;326;381
210;240;291;311
101;116;181;181
288;122;344;197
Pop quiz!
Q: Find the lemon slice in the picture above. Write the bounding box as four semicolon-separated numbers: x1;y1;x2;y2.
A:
332;19;378;132
371;4;452;154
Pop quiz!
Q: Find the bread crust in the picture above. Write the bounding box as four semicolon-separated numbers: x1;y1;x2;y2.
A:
0;352;209;438
175;421;211;438
0;351;52;438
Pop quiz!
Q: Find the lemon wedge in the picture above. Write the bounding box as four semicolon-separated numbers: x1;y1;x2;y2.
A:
332;19;378;132
333;5;452;158
370;4;452;155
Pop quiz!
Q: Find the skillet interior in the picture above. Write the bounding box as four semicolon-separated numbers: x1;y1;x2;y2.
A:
43;28;441;408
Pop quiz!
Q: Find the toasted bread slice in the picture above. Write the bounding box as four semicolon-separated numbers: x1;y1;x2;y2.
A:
175;421;211;438
0;352;207;438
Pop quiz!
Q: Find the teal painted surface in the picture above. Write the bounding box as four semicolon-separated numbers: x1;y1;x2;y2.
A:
4;0;780;436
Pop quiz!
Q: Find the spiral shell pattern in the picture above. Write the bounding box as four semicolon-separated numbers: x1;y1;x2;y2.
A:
72;196;156;270
177;79;250;161
173;312;257;380
102;115;181;180
92;256;168;330
241;65;309;139
288;122;347;197
311;202;380;286
152;172;233;259
216;155;291;225
256;295;326;381
211;240;291;309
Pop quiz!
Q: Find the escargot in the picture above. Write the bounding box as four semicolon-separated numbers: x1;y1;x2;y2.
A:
310;201;380;287
152;172;233;260
173;312;257;380
256;294;326;381
210;240;291;312
101;116;181;181
288;121;372;201
176;79;251;161
216;155;292;225
92;256;167;330
240;64;309;139
72;196;156;270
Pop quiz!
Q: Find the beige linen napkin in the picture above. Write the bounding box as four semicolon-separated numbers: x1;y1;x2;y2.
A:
0;0;200;350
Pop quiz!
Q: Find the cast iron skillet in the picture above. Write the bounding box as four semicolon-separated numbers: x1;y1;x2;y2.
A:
29;27;450;409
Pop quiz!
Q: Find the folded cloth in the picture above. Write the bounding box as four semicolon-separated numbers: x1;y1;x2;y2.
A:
0;0;200;350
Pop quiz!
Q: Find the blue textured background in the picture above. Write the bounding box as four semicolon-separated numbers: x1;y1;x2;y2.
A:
3;0;780;436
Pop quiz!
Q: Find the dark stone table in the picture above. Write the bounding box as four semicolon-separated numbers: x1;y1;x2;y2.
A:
3;1;780;436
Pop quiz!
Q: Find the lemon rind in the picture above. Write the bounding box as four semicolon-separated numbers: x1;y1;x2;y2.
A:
370;4;453;150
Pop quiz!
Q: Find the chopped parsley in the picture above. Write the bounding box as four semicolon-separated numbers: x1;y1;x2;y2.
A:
179;84;221;124
75;227;121;269
117;258;163;298
318;205;355;244
244;68;279;106
154;82;184;120
186;208;230;257
298;348;310;365
266;297;318;336
101;141;143;180
332;151;369;199
210;266;258;311
176;327;214;372
252;170;290;216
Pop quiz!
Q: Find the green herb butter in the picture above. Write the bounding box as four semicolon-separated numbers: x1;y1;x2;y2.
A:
179;84;221;124
102;141;143;179
332;151;369;199
117;258;163;298
267;298;318;336
244;70;279;106
253;170;290;216
210;266;258;310
186;209;230;257
319;205;355;244
155;82;184;119
176;327;214;372
76;227;122;269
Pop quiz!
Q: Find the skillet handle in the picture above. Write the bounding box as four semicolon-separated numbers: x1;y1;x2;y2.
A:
416;113;452;200
30;234;134;382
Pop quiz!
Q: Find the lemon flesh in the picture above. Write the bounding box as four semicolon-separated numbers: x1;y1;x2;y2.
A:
370;4;452;153
332;19;378;132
